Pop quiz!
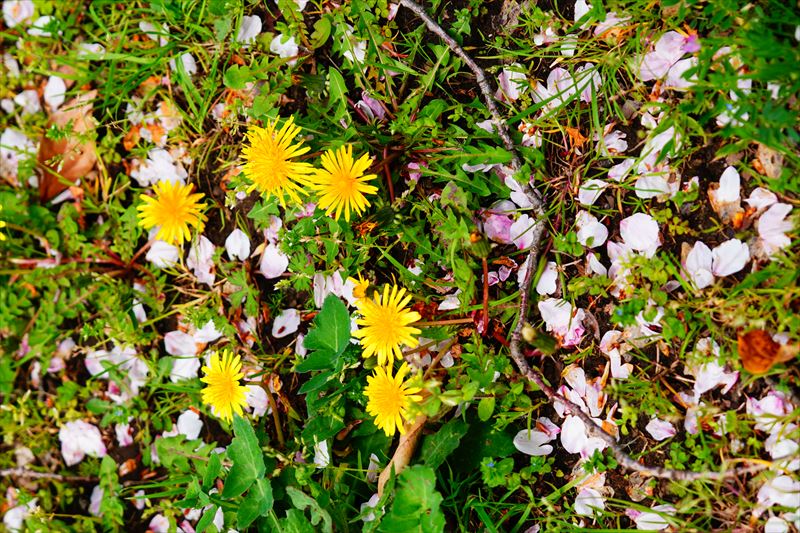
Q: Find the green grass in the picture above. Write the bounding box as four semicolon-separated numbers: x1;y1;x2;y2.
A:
0;0;798;531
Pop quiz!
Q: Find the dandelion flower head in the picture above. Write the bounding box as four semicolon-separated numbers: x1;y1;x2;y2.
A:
0;205;6;241
137;180;207;246
241;116;314;206
353;285;421;367
365;362;423;436
200;349;249;423
309;145;378;221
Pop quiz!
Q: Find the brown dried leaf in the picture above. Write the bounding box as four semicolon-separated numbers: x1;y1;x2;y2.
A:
377;414;427;497
755;143;783;179
38;90;97;202
738;330;798;374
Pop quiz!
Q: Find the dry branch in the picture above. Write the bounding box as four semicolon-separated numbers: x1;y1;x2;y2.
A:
401;0;775;483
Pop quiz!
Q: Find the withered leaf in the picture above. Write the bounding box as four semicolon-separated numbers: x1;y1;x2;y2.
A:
738;330;798;374
38;90;97;202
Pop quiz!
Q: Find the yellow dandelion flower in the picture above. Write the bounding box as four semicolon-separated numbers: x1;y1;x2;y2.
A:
365;363;423;436
200;350;249;423
309;145;378;222
349;273;370;300
0;205;6;241
353;285;422;367
137;180;207;246
241;116;314;206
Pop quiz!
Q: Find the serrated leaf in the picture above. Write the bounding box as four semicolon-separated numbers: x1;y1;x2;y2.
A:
378;465;445;533
420;418;469;470
222;416;265;498
310;17;331;49
296;295;350;372
237;478;274;529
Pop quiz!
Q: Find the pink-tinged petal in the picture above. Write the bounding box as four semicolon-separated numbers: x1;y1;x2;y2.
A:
513;429;554;456
146;240;180;268
757;475;800;509
225;228;251;261
538;299;585;347
236;15;262;44
578;179;608;206
535;262;558;296
711;239;750;276
634;504;675;531
510;214;536;250
561;415;588;454
664;57;697;89
608;158;635;182
246;385;270;418
757;203;793;257
165;331;198;356
586;252;608;276
745;187;778;210
272;308;301;338
576;211;608;248
574;488;605;517
496;65;528;101
620;213;661;256
747;391;792;432
170;356;200;383
259;242;289;279
645;418;676;441
115;423;134;447
193;319;223;343
483;213;514;244
176;410;203;441
186;236;216;286
89;486;104;516
683;241;714;289
59;421;106;466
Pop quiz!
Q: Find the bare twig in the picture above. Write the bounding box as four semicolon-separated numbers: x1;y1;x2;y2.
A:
377;414;427;496
508;211;771;482
399;0;774;483
0;468;97;483
399;0;521;170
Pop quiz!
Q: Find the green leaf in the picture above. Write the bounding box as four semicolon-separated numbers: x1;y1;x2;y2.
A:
196;504;218;533
286;487;333;533
328;68;349;123
237;478;274;529
202;452;222;491
420;418;469;470
224;65;253;90
477;396;495;422
310;17;332;49
296;295;350;372
222;416;265;499
378;465;445;533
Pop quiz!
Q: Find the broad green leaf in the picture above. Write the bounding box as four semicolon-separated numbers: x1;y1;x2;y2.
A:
224;65;253;90
237;478;274;529
196;504;218;533
286;487;333;533
202;452;222;491
477;396;495;422
296;295;350;372
222;416;265;498
328;68;349;123
420;418;469;470
378;465;445;532
310;17;331;49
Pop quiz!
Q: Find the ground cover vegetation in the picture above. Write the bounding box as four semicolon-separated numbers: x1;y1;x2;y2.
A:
0;0;798;530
